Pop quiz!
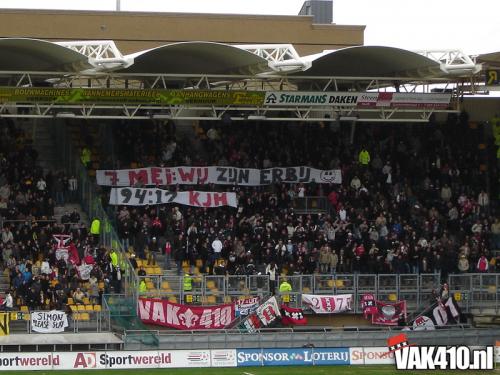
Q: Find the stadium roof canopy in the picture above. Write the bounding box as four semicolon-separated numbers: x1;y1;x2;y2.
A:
294;46;443;78
119;42;270;75
476;51;500;68
0;38;91;72
0;38;481;79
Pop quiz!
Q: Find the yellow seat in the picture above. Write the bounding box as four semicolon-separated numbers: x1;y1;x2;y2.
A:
146;281;155;290
153;267;162;275
206;281;215;289
23;313;31;321
73;313;80;320
77;313;90;321
70;305;78;312
161;281;170;290
82;297;90;305
207;295;216;304
77;304;85;311
302;287;311;293
145;267;154;275
327;280;334;288
168;296;177;303
20;306;29;312
388;293;397;302
67;297;74;305
488;285;497;294
85;304;94;311
335;280;344;288
224;295;232;303
136;259;143;267
454;292;462;302
94;304;102;312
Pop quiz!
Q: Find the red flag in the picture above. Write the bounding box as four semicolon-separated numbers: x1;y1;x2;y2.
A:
371;300;407;326
280;305;308;326
361;293;378;319
68;242;80;266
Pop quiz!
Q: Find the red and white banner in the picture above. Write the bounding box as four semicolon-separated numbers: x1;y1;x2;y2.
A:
235;297;260;316
361;293;378;319
357;92;451;109
109;188;238;208
97;166;342;186
302;294;352;314
280;305;307;326
371;300;407;326
138;298;235;330
255;296;281;326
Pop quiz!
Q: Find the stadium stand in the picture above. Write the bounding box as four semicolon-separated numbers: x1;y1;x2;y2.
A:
96;118;498;283
0;119;122;315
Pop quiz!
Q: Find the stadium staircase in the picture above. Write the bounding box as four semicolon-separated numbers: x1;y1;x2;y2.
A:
18;120;60;172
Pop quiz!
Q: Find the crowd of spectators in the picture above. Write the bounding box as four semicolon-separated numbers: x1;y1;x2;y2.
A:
0;119;120;311
108;115;498;282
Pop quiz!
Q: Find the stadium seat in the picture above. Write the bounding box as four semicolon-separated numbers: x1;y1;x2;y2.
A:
77;305;85;311
161;281;170;290
70;305;78;312
168;296;177;303
80;313;90;321
206;295;216;304
82;297;90;305
23;313;30;321
85;304;93;311
388;293;397;302
335;280;344;288
93;304;102;312
146;281;155;290
206;281;216;289
454;292;462;301
327;280;335;288
153;266;162;275
20;306;28;312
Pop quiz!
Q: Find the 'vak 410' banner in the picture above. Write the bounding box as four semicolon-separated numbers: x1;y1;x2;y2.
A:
31;310;68;333
109;188;238;208
301;294;352;314
97;166;342;186
138;298;235;330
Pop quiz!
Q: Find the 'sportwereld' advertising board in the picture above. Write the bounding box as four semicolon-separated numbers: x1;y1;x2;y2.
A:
236;348;350;366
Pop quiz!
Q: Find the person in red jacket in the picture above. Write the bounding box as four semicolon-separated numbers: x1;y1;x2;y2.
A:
476;254;489;273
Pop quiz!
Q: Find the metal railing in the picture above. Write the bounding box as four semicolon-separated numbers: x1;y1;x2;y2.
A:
138;274;270;306
138;273;500;314
56;121;138;300
123;325;500;350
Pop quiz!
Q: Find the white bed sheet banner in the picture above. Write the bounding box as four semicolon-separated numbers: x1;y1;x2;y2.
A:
97;166;342;186
109;188;238;208
30;310;69;333
302;294;353;314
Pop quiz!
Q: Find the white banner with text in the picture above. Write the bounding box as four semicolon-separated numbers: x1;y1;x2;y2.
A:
97;166;342;186
109;188;238;208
